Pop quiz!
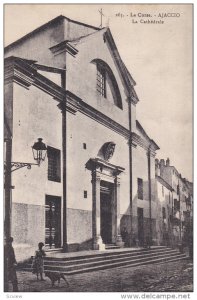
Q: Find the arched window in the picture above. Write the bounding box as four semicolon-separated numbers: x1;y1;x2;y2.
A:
91;59;123;109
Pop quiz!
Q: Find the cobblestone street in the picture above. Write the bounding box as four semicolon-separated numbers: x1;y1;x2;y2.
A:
9;259;193;293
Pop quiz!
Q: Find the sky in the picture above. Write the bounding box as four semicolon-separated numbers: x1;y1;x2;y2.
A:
4;4;193;181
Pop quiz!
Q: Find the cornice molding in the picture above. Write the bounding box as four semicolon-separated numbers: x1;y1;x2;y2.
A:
147;149;157;158
4;57;157;156
86;157;125;176
103;30;139;105
4;58;65;101
4;62;35;89
64;91;130;139
35;63;66;74
128;91;139;105
131;132;157;156
79;101;130;139
136;120;160;151
57;94;79;114
49;41;78;57
104;30;134;88
61;91;157;155
33;72;65;101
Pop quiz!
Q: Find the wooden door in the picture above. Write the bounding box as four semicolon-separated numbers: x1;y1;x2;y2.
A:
100;182;113;244
45;195;61;248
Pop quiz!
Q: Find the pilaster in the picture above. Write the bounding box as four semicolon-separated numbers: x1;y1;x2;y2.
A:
115;176;124;247
92;170;105;250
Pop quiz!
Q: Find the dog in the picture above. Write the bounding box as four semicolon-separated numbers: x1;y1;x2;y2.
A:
45;271;69;287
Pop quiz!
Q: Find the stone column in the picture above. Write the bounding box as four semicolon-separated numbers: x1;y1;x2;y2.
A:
115;176;124;247
92;169;105;250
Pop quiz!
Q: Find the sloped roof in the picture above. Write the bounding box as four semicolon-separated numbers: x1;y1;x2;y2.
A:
5;15;101;52
5;15;139;103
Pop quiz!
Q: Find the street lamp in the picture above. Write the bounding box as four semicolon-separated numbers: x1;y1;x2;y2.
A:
4;137;47;233
4;137;47;292
4;138;47;173
32;138;47;166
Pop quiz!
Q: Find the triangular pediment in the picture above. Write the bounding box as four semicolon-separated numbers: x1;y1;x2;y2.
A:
68;28;139;104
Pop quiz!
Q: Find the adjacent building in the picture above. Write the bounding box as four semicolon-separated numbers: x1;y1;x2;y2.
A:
155;158;193;247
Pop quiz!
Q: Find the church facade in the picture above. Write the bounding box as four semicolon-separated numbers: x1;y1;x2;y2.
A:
4;16;192;261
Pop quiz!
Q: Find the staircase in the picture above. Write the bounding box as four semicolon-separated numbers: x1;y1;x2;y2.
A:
19;246;187;275
105;244;121;250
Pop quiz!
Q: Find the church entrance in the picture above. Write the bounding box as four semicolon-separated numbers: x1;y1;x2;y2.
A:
100;181;113;244
86;157;125;250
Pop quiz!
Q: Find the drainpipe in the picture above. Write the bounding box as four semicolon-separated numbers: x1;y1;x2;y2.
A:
147;147;152;245
61;70;67;252
4;138;12;243
128;97;133;246
172;190;175;247
178;179;182;245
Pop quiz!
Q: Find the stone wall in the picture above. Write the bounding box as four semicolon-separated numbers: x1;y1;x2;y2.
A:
67;208;92;252
12;202;45;262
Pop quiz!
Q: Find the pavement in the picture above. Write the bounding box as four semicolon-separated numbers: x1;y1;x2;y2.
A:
7;259;193;293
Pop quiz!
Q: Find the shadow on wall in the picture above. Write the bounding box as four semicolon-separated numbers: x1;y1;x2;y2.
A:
119;176;178;249
119;195;157;248
119;176;158;248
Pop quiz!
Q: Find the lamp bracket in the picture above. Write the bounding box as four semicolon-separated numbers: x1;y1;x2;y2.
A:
4;161;38;173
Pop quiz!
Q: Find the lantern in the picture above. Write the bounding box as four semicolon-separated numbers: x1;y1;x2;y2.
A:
32;138;47;166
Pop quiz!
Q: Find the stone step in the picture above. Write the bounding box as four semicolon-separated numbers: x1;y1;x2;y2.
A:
26;247;176;267
33;248;179;267
105;244;121;250
20;247;187;276
40;252;186;272
43;246;168;262
45;248;63;253
68;255;186;275
21;253;187;275
64;254;187;275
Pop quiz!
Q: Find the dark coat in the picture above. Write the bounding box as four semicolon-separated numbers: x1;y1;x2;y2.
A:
4;244;18;283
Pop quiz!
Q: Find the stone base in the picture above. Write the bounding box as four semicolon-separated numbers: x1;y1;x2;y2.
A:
65;239;93;252
152;238;158;246
93;236;105;251
116;235;124;248
135;239;140;247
